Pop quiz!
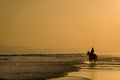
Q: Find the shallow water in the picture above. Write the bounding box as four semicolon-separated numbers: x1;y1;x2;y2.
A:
67;56;120;80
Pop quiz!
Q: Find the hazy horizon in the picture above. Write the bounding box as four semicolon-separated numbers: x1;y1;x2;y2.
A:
1;0;120;54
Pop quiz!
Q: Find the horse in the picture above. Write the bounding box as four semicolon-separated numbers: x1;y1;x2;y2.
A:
87;51;97;63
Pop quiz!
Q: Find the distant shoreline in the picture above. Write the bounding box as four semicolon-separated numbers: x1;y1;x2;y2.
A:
0;53;84;56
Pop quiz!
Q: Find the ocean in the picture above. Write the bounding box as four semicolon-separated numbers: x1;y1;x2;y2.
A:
0;53;120;80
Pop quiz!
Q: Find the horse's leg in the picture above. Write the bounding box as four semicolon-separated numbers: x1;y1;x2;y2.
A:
89;58;93;64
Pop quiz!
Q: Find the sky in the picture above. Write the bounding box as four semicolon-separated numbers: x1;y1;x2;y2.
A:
1;0;120;54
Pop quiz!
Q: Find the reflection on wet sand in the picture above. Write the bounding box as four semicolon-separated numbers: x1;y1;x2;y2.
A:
68;62;120;80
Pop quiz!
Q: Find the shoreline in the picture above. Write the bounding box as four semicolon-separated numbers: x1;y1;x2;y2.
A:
41;64;80;80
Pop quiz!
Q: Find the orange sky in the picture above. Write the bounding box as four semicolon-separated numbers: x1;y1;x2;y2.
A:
1;0;120;53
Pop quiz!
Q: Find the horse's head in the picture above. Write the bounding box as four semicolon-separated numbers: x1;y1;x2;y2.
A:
87;51;90;55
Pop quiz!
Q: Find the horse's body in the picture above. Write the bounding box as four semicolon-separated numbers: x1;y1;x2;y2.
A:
87;52;97;63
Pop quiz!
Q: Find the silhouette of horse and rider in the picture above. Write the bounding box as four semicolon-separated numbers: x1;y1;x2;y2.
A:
87;48;97;63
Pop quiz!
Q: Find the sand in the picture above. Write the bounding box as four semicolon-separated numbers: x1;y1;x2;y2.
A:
49;76;91;80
